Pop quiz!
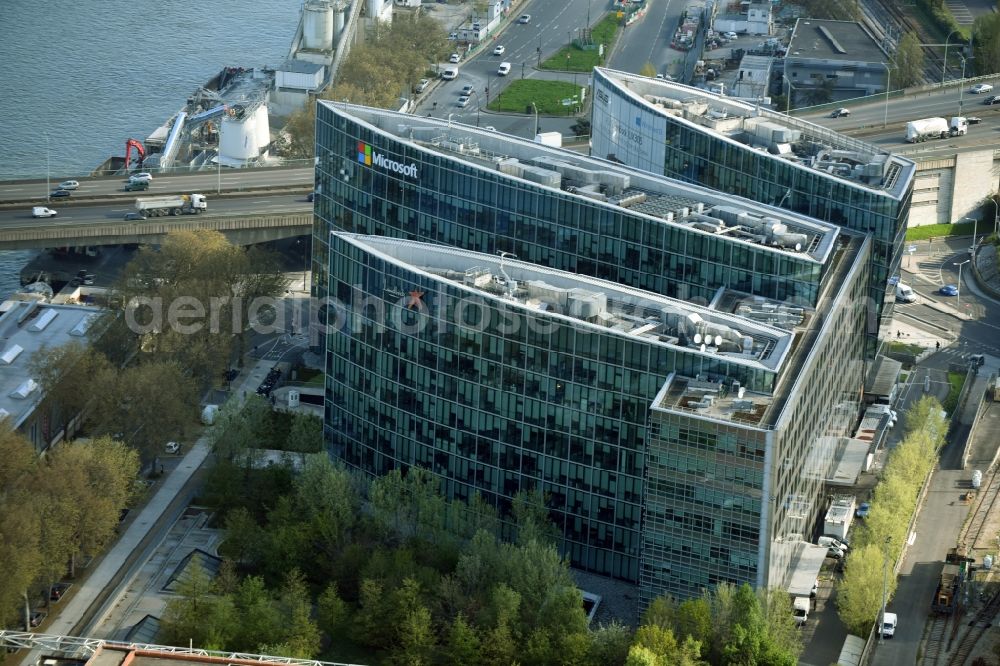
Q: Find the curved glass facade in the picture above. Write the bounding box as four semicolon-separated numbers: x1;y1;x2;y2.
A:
315;103;826;309
325;234;783;582
591;68;914;341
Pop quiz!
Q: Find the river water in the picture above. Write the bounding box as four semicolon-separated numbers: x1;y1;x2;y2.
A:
0;0;302;295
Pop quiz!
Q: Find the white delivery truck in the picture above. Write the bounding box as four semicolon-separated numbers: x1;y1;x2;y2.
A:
134;193;207;217
895;283;916;303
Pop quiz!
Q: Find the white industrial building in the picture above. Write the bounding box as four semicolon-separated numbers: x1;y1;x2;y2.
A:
0;299;103;452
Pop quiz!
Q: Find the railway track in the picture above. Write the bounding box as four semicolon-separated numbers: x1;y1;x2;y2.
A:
861;0;948;84
962;465;1000;551
945;591;1000;666
921;614;949;665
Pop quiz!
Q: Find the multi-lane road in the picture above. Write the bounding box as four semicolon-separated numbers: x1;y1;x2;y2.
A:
799;77;1000;154
0;192;310;232
0;167;314;206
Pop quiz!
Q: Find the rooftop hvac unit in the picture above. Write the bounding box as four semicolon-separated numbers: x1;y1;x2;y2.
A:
497;158;523;177
733;399;754;411
526;280;569;308
595;170;630;194
520;166;562;188
568;289;607;318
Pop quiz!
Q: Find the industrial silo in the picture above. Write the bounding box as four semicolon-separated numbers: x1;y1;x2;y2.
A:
303;0;334;50
219;104;262;162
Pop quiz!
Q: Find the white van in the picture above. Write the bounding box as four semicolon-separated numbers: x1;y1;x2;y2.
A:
792;596;810;625
882;612;897;638
497;62;512;76
32;206;57;218
441;67;459;80
895;283;916;303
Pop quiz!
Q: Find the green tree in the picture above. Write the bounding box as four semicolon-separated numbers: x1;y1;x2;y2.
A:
229;576;282;651
286;413;323;462
837;543;895;635
281;101;317;159
29;342;114;440
0;427;42;628
93;361;198;460
395;605;436;666
624;645;661;666
444;612;481;665
973;13;1000;76
589;621;633;666
160;561;236;649
294;454;358;568
317;582;350;637
512;488;559;545
893;33;925;89
675;597;712;650
276;569;321;658
756;587;801;664
353;578;394;647
221;506;262;569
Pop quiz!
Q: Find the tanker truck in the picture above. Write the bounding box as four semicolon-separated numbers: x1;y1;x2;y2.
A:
905;117;968;143
134;193;207;217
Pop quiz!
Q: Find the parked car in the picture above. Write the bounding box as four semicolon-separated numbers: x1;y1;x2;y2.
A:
518;14;531;23
810;579;818;597
493;44;505;56
457;95;471;108
497;62;512;76
32;206;57;218
818;536;848;553
123;212;147;221
939;284;959;296
165;441;180;455
830;108;850;118
825;546;844;559
441;67;458;80
882;612;897;638
414;78;430;93
966;116;982;124
983;95;1000;105
461;84;475;96
58;180;79;190
856;501;871;518
449;52;461;63
724;31;738;39
970;83;993;94
50;189;72;198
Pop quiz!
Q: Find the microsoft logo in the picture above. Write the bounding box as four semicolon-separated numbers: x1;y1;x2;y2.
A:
356;141;419;179
357;141;372;166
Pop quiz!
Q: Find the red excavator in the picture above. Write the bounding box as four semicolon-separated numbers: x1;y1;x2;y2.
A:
125;138;146;170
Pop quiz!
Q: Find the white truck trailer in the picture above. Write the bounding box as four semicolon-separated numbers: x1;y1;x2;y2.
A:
135;193;207;216
905;117;967;143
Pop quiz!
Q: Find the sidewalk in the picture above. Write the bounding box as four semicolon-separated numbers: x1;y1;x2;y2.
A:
869;374;997;666
17;354;284;662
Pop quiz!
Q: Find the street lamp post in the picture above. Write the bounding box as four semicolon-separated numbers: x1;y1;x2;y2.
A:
958;55;967;116
531;102;539;138
987;197;999;236
883;61;892;128
880;536;892;644
783;75;793;115
954;259;970;309
943;29;962;84
44;133;51;203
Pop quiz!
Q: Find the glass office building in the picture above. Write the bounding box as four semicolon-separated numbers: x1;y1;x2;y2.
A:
590;68;915;343
316;104;872;607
